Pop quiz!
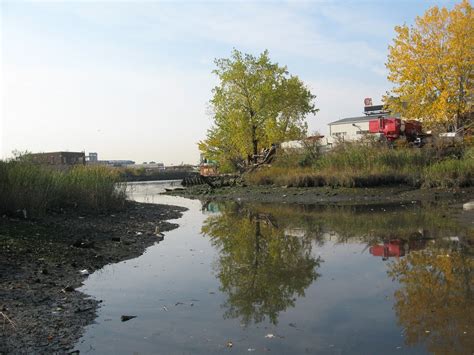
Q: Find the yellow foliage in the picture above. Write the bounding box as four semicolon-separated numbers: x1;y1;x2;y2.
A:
385;0;473;129
389;249;474;354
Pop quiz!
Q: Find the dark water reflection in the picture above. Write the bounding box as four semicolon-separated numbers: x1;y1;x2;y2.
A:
75;182;473;354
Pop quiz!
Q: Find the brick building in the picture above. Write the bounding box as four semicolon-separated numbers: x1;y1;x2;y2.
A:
29;152;86;166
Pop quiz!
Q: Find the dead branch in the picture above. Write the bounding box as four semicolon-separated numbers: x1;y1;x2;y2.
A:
1;311;17;331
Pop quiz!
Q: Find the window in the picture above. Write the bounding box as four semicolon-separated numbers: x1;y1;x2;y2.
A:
333;132;346;137
356;130;369;135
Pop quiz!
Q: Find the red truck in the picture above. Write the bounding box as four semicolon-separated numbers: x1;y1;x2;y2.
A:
369;117;424;143
369;239;427;260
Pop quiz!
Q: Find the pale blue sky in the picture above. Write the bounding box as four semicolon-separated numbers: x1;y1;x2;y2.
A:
0;0;455;164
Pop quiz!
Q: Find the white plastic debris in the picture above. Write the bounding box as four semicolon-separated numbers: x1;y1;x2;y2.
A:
463;201;474;211
79;269;89;276
265;334;275;339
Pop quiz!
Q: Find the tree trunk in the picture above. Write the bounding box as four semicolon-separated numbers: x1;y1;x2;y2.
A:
251;125;258;163
456;75;465;130
254;219;261;270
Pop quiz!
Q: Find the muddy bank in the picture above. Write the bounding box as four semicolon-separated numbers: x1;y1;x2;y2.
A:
166;184;474;207
0;201;186;354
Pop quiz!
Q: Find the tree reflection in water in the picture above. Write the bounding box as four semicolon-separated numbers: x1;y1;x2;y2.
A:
202;203;321;326
388;247;473;354
201;200;473;353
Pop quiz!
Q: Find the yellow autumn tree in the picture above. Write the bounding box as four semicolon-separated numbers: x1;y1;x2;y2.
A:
388;248;474;354
385;0;473;129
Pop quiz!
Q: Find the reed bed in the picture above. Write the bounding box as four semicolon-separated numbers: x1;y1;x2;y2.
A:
246;143;473;188
0;162;126;217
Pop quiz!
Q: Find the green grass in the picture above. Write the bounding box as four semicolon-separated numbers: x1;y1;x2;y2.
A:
246;143;473;188
423;147;474;188
0;161;126;217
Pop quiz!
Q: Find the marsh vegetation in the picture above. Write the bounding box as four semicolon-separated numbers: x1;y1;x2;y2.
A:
246;142;474;188
0;161;126;217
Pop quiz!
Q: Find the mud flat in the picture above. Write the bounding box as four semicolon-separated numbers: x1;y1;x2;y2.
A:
166;185;474;206
0;201;186;354
166;185;474;229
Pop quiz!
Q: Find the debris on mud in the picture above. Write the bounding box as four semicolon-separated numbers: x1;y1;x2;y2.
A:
0;201;186;354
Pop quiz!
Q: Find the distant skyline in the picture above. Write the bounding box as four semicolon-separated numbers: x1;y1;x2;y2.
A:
0;0;456;164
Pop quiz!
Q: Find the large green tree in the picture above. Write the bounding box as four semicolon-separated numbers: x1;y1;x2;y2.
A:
199;50;317;171
384;0;473;129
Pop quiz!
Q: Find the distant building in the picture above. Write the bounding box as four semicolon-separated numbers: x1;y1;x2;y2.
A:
100;160;135;167
133;162;165;172
327;116;374;144
29;152;85;166
86;152;98;163
327;103;397;145
165;164;195;172
155;162;165;170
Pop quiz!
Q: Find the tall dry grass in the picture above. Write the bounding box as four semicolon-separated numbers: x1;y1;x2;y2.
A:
246;143;473;188
0;161;126;217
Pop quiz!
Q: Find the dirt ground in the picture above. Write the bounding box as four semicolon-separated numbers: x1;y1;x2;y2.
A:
0;201;186;354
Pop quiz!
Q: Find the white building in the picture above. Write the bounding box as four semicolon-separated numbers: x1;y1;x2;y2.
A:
326;104;398;145
326;115;373;145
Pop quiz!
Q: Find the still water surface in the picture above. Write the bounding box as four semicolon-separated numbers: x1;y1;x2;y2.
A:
75;181;473;354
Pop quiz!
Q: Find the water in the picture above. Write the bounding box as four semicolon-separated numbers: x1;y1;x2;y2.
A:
75;181;473;354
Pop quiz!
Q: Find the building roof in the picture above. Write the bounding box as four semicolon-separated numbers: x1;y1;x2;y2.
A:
329;113;399;125
30;151;85;156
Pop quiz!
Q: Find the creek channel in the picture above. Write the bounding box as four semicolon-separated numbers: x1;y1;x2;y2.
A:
73;181;473;354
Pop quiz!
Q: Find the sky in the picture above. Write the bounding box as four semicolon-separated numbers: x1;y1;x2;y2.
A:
0;0;456;164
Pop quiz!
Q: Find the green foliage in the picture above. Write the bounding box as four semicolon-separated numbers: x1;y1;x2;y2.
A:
423;147;474;187
200;49;317;170
0;161;126;217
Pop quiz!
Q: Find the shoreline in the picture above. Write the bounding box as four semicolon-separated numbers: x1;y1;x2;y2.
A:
165;185;474;207
2;185;473;353
0;201;187;354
